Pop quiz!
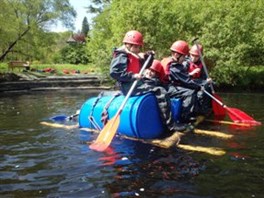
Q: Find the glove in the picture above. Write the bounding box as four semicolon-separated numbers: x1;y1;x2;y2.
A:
144;51;155;68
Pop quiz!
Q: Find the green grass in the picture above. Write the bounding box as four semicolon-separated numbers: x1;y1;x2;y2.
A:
0;62;101;75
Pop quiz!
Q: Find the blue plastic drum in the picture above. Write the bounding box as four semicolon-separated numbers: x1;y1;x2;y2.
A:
79;93;181;139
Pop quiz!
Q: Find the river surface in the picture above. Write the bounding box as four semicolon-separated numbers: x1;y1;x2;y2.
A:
0;90;263;198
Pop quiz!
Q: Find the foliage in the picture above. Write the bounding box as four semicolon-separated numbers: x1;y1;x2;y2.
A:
87;0;264;85
59;44;89;64
0;0;76;61
1;0;264;89
211;65;264;90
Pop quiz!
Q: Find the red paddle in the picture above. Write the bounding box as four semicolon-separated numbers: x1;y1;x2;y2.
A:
203;89;261;126
192;38;226;119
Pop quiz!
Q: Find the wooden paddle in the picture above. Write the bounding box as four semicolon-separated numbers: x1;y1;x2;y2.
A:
192;38;226;119
202;88;261;126
89;54;154;152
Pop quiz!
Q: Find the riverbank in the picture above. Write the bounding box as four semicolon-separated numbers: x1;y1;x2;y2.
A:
0;72;111;92
0;71;263;93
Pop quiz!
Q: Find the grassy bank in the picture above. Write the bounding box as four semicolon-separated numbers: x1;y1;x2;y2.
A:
1;62;263;92
0;62;101;76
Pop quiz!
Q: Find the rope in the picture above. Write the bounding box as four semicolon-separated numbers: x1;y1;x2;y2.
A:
101;92;121;125
88;92;104;130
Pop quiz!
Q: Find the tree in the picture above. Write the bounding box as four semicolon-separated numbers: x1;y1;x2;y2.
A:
0;0;76;61
86;0;264;84
81;17;90;37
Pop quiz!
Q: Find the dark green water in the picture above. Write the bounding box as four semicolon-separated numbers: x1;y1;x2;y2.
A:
0;90;263;198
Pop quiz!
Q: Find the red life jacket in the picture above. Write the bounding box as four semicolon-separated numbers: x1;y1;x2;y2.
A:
126;52;141;73
113;49;141;74
188;61;203;79
161;57;173;84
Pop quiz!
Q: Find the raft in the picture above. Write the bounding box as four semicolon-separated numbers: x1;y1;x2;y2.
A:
79;93;182;139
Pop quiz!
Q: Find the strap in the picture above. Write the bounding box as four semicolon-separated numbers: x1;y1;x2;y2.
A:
101;92;121;125
88;92;104;130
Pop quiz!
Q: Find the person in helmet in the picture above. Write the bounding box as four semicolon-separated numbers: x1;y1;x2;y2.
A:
184;44;206;79
144;59;166;86
161;40;212;122
110;31;187;133
183;43;213;118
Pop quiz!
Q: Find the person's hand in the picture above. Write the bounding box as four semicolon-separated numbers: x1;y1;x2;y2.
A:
139;51;155;59
144;69;152;79
206;77;212;83
193;68;201;74
146;50;155;56
189;68;201;76
133;73;143;80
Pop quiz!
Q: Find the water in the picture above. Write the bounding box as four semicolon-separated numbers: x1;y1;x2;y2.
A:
0;90;263;198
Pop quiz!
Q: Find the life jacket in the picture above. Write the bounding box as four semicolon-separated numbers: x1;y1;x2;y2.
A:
188;61;203;79
113;48;141;74
126;53;141;73
161;57;174;84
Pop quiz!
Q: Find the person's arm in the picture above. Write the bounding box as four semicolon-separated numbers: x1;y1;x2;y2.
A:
169;63;201;90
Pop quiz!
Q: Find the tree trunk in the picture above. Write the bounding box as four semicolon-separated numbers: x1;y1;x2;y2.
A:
0;27;30;61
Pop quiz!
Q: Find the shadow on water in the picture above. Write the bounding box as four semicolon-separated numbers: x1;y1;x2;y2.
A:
0;90;263;197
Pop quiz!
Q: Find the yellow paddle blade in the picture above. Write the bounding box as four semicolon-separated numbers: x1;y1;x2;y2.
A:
89;115;120;152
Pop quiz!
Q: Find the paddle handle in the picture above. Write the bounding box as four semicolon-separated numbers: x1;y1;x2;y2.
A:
192;38;215;93
203;88;225;107
116;54;153;116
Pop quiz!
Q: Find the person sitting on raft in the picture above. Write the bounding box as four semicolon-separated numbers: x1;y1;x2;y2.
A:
110;30;187;132
183;43;213;118
144;59;166;87
183;44;206;80
161;40;212;122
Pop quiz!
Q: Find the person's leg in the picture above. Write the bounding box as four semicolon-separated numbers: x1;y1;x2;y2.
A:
196;87;212;117
169;86;197;123
152;86;187;132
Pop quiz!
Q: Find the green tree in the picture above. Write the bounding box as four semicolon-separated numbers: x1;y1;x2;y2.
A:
59;44;89;64
0;0;76;61
86;0;264;87
81;17;90;37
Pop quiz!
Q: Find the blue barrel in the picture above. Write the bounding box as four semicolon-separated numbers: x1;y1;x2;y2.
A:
79;93;181;139
171;98;182;121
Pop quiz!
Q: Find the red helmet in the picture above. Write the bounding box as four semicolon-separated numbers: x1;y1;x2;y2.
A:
150;60;164;75
123;30;143;46
170;40;189;55
189;44;203;56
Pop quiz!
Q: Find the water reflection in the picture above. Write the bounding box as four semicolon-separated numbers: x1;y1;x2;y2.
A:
0;90;263;197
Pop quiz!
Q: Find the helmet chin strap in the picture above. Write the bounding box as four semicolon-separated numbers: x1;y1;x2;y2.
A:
125;44;141;58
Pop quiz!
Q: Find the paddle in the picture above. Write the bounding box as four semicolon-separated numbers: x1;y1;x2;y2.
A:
202;88;261;126
50;111;79;122
89;54;154;152
192;38;226;119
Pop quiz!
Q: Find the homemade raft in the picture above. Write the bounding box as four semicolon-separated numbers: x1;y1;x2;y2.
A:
79;93;182;139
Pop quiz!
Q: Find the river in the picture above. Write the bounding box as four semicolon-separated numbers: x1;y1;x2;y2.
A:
0;90;263;198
